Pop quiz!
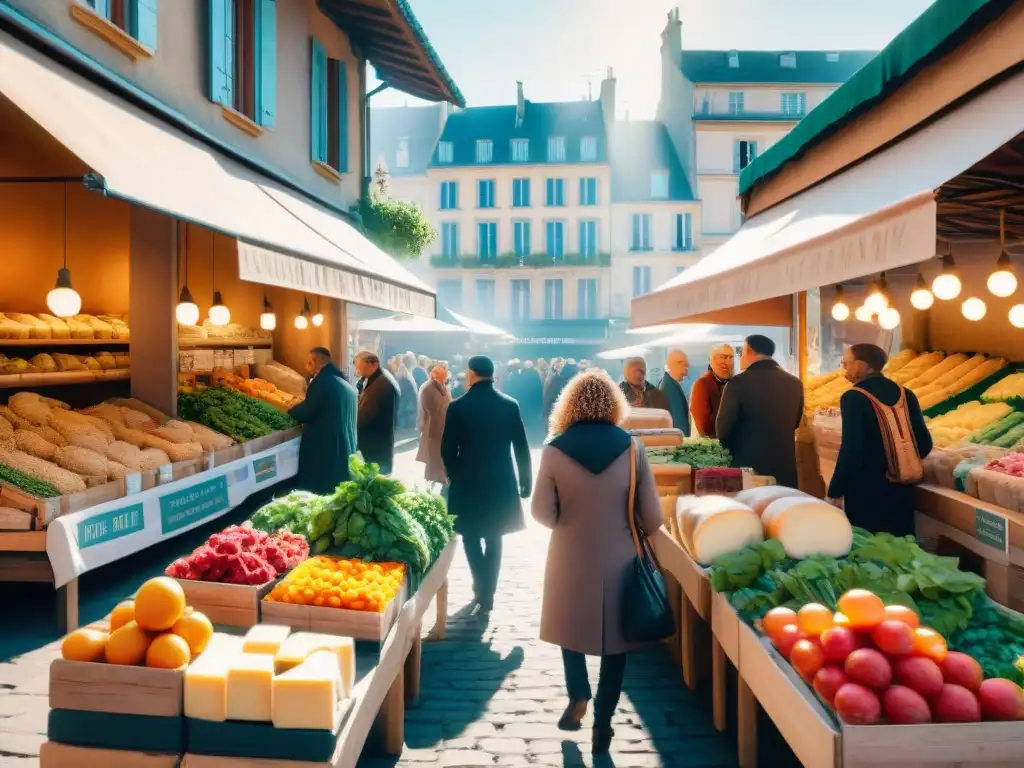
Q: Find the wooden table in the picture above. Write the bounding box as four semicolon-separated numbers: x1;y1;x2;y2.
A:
0;531;78;633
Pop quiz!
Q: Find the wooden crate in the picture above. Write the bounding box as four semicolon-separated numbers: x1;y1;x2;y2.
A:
261;581;407;641
0;482;58;527
39;741;179;768
653;462;692;495
175;577;281;627
710;590;740;666
49;658;185;717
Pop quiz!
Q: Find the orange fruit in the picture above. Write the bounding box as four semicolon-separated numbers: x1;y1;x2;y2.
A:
145;633;191;669
837;589;885;630
883;604;920;629
832;612;853;629
105;621;152;666
789;639;825;681
912;627;948;663
109;600;136;632
61;628;108;663
797;603;834;638
762;607;798;641
134;577;186;632
171;611;213;656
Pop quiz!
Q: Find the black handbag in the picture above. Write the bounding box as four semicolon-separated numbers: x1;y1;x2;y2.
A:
621;439;676;643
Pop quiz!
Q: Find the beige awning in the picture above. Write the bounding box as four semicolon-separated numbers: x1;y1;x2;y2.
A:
633;66;1024;327
0;30;434;317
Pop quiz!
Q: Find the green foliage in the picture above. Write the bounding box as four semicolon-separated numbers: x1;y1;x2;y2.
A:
0;463;61;498
250;490;321;540
354;191;436;261
177;386;295;442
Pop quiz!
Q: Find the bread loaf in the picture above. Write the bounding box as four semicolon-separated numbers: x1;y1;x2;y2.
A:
675;495;762;565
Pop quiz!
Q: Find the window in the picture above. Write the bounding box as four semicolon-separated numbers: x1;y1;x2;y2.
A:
546;221;565;258
631;214;653;251
734;140;758;172
477;222;498;261
578;220;598;257
439;181;458;210
728;91;744;115
779;52;796;69
475;280;496;318
310;37;347;170
579;177;598;206
513;221;531;257
580;136;598;162
475;140;493;163
544;279;564;320
511;139;529;162
545;178;565;206
441;223;459;258
727;51;739;68
477;179;496;208
547;136;566;162
512;178;531;208
673;213;693;251
651;171;669;199
781;92;807;117
82;0;158;48
511;280;531;322
437;279;462;311
632;267;652;298
578;279;598;319
826;52;840;63
209;0;277;126
437;141;454;164
395;138;409;169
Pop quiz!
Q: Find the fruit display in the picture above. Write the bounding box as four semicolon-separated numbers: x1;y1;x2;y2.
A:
647;437;732;470
761;587;1024;724
264;555;405;612
165;524;308;585
255;361;307;398
177;385;297;443
60;576;214;667
981;372;1024;405
0;312;129;340
218;373;303;410
970;411;1024;449
926;401;1013;448
804;374;853;412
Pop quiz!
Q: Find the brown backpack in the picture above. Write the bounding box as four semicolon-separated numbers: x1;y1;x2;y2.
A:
854;385;924;485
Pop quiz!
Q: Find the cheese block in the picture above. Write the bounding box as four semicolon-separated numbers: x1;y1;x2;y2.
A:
630;428;683;448
272;650;342;731
241;624;291;655
734;485;812;517
675;495;762;565
275;632;356;698
184;636;242;722
225;653;275;722
621;407;672;431
761;497;853;558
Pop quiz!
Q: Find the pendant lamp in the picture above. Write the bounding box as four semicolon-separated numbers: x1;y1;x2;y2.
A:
830;285;850;321
208;236;230;326
175;223;200;325
863;274;889;314
987;210;1018;298
294;298;311;330
932;245;962;300
46;183;83;318
910;273;934;310
260;295;276;331
311;296;324;327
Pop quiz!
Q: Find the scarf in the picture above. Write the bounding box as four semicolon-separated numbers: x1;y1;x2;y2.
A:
549;421;631;474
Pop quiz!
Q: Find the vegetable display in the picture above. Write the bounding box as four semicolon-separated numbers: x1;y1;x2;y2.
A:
177;385;296;442
166;524;308;585
648;437;732;470
927;401;1012;448
395;490;456;562
950;592;1024;687
249;490;322;540
0;461;61;497
264;555;405;612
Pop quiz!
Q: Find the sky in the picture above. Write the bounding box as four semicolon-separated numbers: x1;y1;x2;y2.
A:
371;0;937;118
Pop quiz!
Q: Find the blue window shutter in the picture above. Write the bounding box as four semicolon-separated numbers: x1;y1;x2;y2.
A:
579;178;585;205
129;0;158;48
335;61;349;172
207;0;233;107
453;182;459;209
684;213;693;248
631;215;639;249
89;0;111;18
255;0;277;126
733;140;741;173
310;38;327;163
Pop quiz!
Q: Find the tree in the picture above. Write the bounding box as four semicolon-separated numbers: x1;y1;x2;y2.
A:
354;166;435;261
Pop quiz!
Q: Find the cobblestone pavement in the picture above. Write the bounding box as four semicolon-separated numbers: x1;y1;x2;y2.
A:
0;442;738;768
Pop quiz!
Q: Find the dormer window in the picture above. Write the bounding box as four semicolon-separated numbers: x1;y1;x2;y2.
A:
779;52;796;69
475;139;493;163
547;136;566;162
727;51;739;68
826;52;840;63
395;138;409;169
437;141;454;164
511;138;529;162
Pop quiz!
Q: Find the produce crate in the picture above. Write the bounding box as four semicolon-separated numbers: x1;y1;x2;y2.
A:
211;444;245;467
652;462;692;495
243;426;301;457
174;576;282;627
0;482;58;528
49;656;185;717
261;580;408;641
630;427;684;448
39;741;179;768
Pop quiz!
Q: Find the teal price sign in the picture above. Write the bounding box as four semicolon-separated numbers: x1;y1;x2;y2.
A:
253;455;278;483
160;475;229;535
974;507;1008;553
78;503;145;549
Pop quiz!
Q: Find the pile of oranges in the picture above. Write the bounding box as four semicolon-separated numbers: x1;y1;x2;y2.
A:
265;555;405;613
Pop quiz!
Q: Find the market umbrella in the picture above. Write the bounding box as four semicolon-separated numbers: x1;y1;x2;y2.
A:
436;304;515;339
356;314;468;334
597;343;654;360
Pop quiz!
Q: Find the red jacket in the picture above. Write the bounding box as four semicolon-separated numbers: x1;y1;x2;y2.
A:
690;369;726;437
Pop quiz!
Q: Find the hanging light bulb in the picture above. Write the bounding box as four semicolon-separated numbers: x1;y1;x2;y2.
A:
961;296;987;322
854;304;873;323
207;237;230;325
932;249;962;300
294;298;311;330
259;296;276;331
910;273;935;310
46;183;83;318
987;212;1017;297
878;306;901;330
864;274;889;314
830;285;850;321
175;224;200;325
311;296;324;327
1009;304;1024;328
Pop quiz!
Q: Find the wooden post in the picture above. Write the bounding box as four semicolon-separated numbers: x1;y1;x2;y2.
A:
737;676;758;767
56;577;79;634
797;290;809;383
712;638;727;732
380;666;405;756
680;598;697;689
428;578;448;641
404;626;422;706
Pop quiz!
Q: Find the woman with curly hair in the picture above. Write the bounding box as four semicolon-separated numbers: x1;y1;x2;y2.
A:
531;370;663;754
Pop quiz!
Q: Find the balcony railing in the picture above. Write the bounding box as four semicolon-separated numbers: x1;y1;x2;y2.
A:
429;252;611;269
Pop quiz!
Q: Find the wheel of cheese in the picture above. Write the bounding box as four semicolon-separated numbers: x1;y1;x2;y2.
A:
734;485;812;517
761;497;853;558
675;495;763;565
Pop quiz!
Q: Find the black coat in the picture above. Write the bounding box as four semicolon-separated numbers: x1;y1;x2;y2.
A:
357;368;399;474
716;359;803;489
288;363;357;495
619;380;671;411
441;380;532;538
543;365;578;416
658;373;691;437
827;374;933;537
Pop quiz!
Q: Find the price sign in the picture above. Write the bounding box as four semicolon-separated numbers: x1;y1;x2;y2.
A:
974;507;1008;553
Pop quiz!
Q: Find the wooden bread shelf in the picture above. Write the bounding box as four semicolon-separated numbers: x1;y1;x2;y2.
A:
0;338;129;346
0;369;129;388
178;339;272;349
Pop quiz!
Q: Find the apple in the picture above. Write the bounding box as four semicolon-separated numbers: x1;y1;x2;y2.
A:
977;678;1024;721
790;639;825;681
939;652;983;693
834;683;881;725
932;684;982;723
882;685;932;724
773;623;805;659
844;648;893;692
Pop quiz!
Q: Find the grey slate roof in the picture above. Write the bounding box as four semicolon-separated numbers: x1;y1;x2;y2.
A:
370;104;445;177
611;121;693;203
429;100;608;167
682;50;877;85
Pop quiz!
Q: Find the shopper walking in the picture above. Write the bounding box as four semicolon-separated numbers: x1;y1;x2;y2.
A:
416;361;451;492
716;335;804;488
618;357;670;411
441;355;531;613
354;351;399;474
690;343;734;437
396;362;419;431
532;370;663;754
288;347;357;495
658;349;691;436
828;343;933;537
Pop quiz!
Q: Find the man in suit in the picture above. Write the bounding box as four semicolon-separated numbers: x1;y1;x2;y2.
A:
354;350;400;474
288;348;357;495
441;355;532;613
716;335;804;488
659;349;691;436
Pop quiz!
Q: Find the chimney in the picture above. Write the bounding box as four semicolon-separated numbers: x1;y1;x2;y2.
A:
661;7;682;68
599;66;616;135
515;81;525;127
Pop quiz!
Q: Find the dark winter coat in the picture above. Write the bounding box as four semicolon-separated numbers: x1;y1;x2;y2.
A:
357;368;400;474
288;362;357;495
658;373;691;437
618;380;671;411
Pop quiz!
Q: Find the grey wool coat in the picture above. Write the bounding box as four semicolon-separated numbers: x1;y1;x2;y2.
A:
416;380;450;484
532;423;663;656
